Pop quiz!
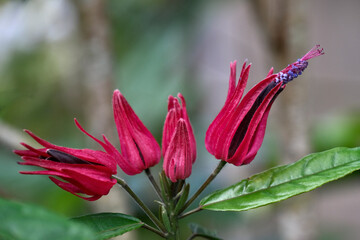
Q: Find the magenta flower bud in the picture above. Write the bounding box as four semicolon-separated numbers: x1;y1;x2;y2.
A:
162;94;196;182
206;45;324;166
14;121;119;201
112;90;161;175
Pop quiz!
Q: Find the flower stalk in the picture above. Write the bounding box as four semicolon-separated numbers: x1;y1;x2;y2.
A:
112;175;167;233
142;223;168;238
164;182;182;240
179;161;226;214
145;168;165;202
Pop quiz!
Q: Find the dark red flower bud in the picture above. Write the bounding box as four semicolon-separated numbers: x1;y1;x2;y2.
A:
162;94;196;182
112;90;161;175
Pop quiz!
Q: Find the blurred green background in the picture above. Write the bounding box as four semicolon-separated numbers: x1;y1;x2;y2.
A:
0;0;359;239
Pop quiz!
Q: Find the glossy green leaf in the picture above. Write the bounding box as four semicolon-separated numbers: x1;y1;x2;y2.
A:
0;198;94;240
72;213;143;240
189;223;222;240
200;147;360;211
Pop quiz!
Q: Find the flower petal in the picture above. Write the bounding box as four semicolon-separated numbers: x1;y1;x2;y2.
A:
102;135;139;175
113;90;161;172
178;93;196;163
219;74;277;160
163;119;192;182
205;62;250;157
49;177;101;201
228;82;282;165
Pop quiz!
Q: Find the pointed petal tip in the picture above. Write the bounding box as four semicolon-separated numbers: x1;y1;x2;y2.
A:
112;89;123;99
178;118;186;125
177;93;186;107
243;58;252;65
23;129;36;138
13;149;21;155
112;89;125;108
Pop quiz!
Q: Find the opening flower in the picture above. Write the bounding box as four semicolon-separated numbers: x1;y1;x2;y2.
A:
162;94;196;182
14;120;119;201
205;45;324;166
112;89;161;175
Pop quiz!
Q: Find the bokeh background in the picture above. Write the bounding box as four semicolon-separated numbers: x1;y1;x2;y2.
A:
0;0;359;239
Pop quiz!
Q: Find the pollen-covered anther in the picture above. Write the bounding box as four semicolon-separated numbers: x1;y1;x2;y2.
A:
276;59;309;84
273;45;323;85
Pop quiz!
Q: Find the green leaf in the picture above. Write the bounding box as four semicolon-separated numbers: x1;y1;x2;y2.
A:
189;223;222;240
200;147;360;211
174;183;190;214
159;171;171;201
72;213;143;240
0;198;95;240
159;206;172;232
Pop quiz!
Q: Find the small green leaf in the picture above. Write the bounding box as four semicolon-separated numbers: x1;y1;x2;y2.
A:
200;147;360;211
73;213;143;240
189;223;222;240
160;206;172;232
159;171;171;200
174;183;190;214
0;198;95;240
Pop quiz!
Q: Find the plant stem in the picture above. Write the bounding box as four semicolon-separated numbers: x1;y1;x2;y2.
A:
142;223;168;238
186;233;198;240
179;161;226;214
112;175;167;233
145;168;165;202
178;206;202;219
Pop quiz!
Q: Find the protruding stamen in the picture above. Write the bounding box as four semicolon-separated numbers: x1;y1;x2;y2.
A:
301;44;324;61
274;45;324;84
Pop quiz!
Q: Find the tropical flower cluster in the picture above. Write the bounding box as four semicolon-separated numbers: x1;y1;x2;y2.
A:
15;45;324;201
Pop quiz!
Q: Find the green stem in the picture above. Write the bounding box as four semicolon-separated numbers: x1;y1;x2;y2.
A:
113;175;167;233
178;206;202;219
142;223;168;238
186;233;198;240
145;168;165;202
179;161;226;214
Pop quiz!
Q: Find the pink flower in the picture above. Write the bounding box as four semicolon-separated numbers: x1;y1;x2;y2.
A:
14;120;119;201
162;94;196;182
206;45;324;166
112;90;161;175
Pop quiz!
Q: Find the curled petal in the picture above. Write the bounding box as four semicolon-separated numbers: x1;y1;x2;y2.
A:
49;177;101;201
228;82;282;165
15;129;118;201
205;62;251;157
